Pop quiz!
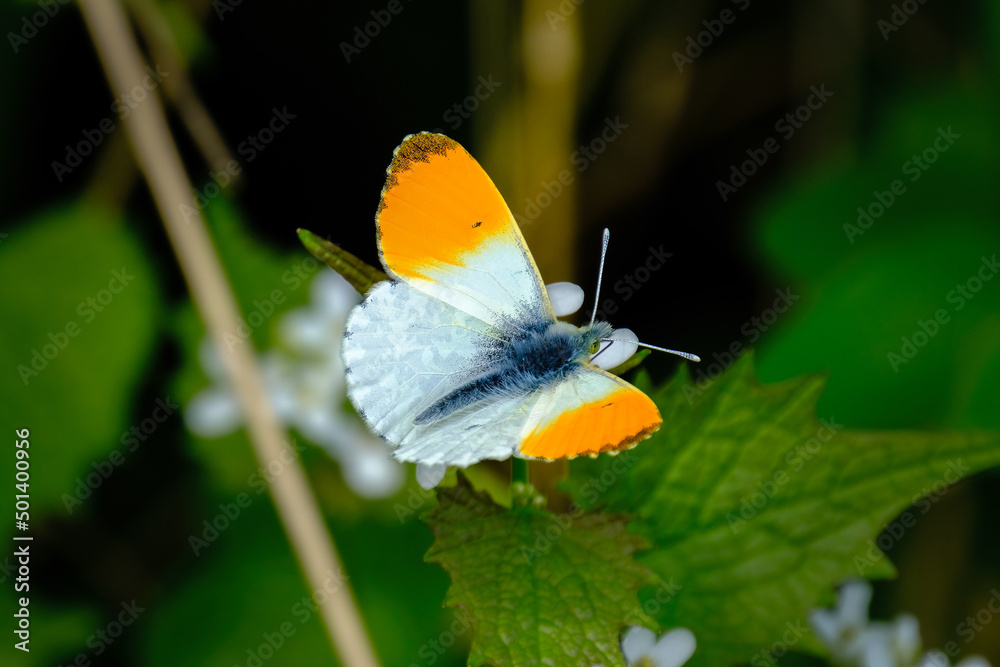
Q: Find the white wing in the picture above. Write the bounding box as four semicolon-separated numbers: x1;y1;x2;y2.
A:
343;279;541;466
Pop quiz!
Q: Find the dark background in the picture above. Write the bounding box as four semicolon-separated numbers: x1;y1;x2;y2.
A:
1;0;998;665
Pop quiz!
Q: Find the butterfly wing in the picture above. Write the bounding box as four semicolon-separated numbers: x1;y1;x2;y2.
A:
343;279;526;466
376;132;554;327
343;281;661;465
346;133;659;466
517;367;662;459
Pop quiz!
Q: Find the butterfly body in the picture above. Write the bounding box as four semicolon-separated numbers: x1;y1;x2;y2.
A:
342;133;662;467
414;319;613;425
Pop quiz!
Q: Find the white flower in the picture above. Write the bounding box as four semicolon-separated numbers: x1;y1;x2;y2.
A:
185;270;403;499
620;626;696;667
544;282;639;371
546;281;585;317
416;463;447;490
810;580;991;667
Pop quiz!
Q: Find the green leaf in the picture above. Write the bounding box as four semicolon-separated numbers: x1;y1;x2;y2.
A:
567;353;1000;666
425;476;657;667
750;86;1000;431
297;228;388;295
0;204;160;520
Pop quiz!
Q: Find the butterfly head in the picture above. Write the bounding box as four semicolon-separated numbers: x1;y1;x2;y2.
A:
575;320;614;358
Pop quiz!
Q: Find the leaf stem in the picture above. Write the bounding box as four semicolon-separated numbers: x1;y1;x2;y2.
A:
512;458;530;486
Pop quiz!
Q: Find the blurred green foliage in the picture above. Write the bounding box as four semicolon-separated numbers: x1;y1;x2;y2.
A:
0;205;160;520
752;86;1000;432
0;0;998;666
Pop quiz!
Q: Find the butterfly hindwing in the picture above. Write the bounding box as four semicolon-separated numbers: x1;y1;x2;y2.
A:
376;133;553;327
518;367;662;459
344;280;496;435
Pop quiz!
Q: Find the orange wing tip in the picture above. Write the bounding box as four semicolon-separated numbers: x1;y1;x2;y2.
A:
518;390;662;460
519;423;660;461
383;133;459;188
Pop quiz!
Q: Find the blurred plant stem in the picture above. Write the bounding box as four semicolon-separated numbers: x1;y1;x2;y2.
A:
126;0;240;180
511;457;530;487
76;1;379;665
83;0;235;214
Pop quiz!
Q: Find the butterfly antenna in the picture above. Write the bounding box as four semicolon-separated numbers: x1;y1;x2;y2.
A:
590;228;611;325
601;338;701;363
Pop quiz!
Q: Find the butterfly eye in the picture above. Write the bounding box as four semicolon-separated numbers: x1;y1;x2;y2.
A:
589;341;601;354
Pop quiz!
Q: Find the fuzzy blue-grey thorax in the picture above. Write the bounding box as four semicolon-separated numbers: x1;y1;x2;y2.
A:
413;320;614;425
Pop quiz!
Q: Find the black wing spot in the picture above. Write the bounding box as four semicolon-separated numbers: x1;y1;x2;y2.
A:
602;402;614;408
472;221;482;228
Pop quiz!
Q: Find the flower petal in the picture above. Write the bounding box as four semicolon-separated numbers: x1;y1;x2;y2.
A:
416;463;447;490
916;651;952;667
590;328;638;370
648;627;696;667
621;626;657;665
184;388;242;437
343;446;405;498
954;657;990;667
893;614;921;663
838;580;873;629
312;269;360;316
809;609;842;648
545;282;585;317
279;307;332;351
859;627;896;667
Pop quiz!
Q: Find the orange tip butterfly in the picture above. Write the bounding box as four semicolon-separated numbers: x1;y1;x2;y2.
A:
342;133;698;467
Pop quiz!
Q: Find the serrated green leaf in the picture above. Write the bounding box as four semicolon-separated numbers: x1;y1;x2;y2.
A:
567;353;1000;666
425;476;657;667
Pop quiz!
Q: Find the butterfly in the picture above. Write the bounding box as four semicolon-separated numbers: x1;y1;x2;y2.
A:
342;133;698;468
